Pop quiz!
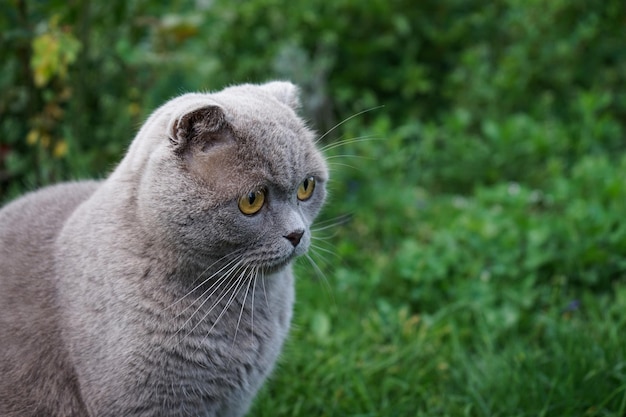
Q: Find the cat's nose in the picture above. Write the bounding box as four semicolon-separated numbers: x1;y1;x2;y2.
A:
284;230;304;247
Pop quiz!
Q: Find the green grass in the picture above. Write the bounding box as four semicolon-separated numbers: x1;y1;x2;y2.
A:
251;273;626;416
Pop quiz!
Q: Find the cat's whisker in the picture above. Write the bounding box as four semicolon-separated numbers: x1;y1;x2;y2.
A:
188;248;247;287
261;271;271;314
184;267;241;320
315;105;384;143
197;266;251;350
311;233;338;242
313;213;352;227
307;248;335;275
231;266;256;350
310;215;351;242
320;135;382;153
185;273;244;345
186;254;230;288
165;248;246;311
172;259;246;341
327;162;362;172
304;253;335;306
250;269;257;340
325;153;376;161
311;224;350;234
310;242;339;260
314;215;351;228
172;255;245;319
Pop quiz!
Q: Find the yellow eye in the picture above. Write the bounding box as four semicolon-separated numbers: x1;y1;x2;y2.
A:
238;189;265;215
297;176;316;201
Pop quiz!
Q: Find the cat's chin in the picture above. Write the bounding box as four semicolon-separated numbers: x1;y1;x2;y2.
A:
259;255;297;274
260;260;292;275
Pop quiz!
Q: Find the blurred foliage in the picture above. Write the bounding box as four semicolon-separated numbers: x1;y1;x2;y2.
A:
3;0;624;196
2;0;626;414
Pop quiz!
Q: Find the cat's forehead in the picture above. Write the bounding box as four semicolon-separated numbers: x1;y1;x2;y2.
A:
222;90;323;170
232;122;324;191
183;87;327;196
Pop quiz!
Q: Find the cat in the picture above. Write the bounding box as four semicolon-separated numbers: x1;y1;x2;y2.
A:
0;81;328;417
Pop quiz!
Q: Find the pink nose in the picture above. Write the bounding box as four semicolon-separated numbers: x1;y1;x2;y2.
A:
284;230;304;247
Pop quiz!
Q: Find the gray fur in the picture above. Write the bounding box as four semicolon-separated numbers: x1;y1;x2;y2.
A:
0;82;328;416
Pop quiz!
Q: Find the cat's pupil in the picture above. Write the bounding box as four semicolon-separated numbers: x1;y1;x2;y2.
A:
302;179;309;190
248;192;256;205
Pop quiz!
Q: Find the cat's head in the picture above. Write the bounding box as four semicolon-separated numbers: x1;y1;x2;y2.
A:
127;82;327;275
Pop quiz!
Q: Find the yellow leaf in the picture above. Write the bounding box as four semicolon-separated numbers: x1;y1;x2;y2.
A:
26;129;39;145
53;140;68;158
30;17;81;87
31;33;60;87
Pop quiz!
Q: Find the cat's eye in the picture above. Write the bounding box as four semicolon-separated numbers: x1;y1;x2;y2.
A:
297;176;316;201
238;189;265;215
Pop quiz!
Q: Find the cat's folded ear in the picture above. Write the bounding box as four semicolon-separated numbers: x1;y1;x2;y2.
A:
168;105;232;154
260;81;301;110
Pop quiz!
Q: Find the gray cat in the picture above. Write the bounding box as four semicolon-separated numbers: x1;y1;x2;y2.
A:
0;81;328;416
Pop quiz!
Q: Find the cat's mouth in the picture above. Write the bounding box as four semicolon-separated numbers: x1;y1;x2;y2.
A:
247;241;308;274
255;251;300;274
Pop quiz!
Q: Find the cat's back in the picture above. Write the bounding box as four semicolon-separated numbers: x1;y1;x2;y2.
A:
0;181;99;330
0;180;101;308
0;181;100;416
0;180;101;270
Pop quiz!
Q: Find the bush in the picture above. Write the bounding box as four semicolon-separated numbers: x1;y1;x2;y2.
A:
3;0;625;200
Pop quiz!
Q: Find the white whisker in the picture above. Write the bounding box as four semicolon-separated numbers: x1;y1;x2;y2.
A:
174;256;245;319
304;253;336;307
310;243;339;259
165;248;246;311
327;162;362;171
197;266;251;349
173;260;246;341
312;221;351;233
250;270;257;339
232;267;255;349
325;154;376;162
261;271;271;314
316;106;385;143
313;214;352;227
320;135;382;153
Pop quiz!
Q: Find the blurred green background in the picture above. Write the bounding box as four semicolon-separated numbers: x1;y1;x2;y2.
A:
2;0;626;415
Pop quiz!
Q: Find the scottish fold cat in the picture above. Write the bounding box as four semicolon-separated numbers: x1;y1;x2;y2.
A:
0;81;327;416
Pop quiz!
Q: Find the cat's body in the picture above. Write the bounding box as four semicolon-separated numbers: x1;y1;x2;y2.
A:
0;82;327;416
